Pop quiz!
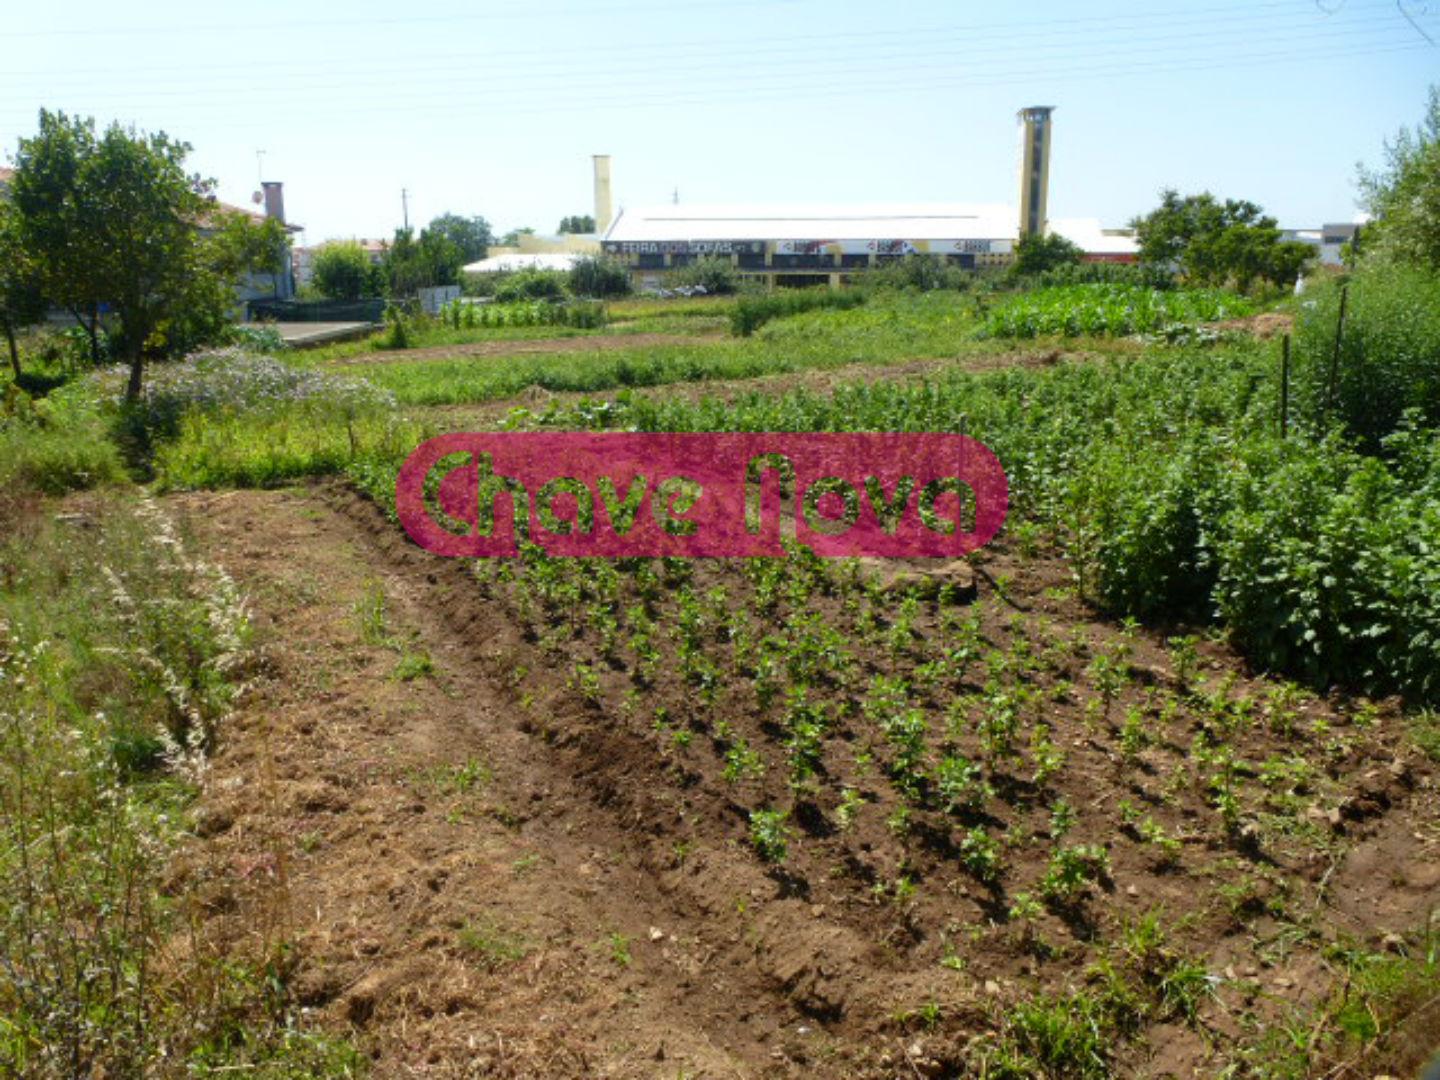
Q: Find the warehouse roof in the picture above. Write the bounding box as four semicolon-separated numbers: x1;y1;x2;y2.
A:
604;202;1018;242
462;252;585;274
1048;218;1139;256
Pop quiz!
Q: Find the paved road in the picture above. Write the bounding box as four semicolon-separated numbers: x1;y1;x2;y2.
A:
272;321;377;347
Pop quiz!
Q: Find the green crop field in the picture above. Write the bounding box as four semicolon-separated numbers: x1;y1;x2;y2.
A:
4;267;1438;1079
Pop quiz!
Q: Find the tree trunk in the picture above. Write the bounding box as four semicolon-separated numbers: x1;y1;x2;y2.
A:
125;354;144;401
88;307;101;366
67;306;102;369
3;320;19;381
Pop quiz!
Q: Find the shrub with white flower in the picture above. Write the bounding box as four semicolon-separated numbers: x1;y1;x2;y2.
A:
99;347;396;440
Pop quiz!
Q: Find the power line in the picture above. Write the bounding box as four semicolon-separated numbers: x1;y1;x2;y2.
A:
0;0;816;38
2;12;1414;116
6;36;1422;134
0;0;1400;77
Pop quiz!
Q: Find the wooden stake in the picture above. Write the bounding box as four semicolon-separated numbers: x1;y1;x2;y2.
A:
1325;284;1349;424
1280;333;1290;439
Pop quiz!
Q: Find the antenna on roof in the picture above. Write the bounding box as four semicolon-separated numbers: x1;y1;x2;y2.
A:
673;187;679;205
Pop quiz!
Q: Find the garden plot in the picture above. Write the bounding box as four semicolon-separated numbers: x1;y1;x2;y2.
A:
162;482;1438;1079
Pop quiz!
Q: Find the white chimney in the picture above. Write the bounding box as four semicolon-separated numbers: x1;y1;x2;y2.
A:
593;155;613;235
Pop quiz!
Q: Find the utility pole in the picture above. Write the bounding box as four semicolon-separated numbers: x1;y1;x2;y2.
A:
401;188;410;231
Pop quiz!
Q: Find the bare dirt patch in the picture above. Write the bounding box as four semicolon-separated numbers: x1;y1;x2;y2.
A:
1213;311;1294;339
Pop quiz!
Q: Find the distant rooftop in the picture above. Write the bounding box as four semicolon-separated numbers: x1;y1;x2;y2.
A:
1049;218;1139;256
462;252;584;274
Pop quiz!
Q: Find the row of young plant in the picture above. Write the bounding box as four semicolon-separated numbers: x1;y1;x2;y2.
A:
435;297;607;331
426;533;1370;879
531;277;1440;702
330;470;1412;1074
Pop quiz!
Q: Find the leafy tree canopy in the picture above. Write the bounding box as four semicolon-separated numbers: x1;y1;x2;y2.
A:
557;214;596;235
426;212;492;264
8;109;283;397
1357;84;1440;271
312;241;382;301
1131;189;1312;293
0;202;48;380
383;226;465;296
1013;232;1084;276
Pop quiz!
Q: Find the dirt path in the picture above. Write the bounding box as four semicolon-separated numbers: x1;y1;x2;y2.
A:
329;332;717;367
167;486;880;1078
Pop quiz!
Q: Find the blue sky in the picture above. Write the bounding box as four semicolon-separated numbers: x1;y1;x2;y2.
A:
2;0;1435;245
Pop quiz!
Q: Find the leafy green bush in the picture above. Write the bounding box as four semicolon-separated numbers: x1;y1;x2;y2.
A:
1211;422;1440;698
1291;264;1440;445
984;284;1252;338
0;381;127;495
861;254;972;293
731;289;866;336
226;322;289;353
1065;434;1231;616
568;255;631;298
1012;233;1083;276
494;269;568;303
670;255;741;295
312;240;382;301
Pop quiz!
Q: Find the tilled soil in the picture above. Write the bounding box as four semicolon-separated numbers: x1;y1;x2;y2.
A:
329;332;716;367
163;483;1440;1078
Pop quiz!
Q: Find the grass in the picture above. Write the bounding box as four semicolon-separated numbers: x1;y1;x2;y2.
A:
0;379;127;495
151;403;432;491
0;491;362;1076
456;919;530;970
339;291;1016;407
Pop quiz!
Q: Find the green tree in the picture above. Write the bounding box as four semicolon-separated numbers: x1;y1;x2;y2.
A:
169;208;289;355
1357;85;1440;271
557;214;596;234
0;203;48;380
1013;232;1083;275
7;112;107;366
1131;190;1312;292
312;240;377;300
498;226;536;247
427;212;492;264
671;254;740;294
382;226;465;297
9;110;280;398
568;255;630;297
